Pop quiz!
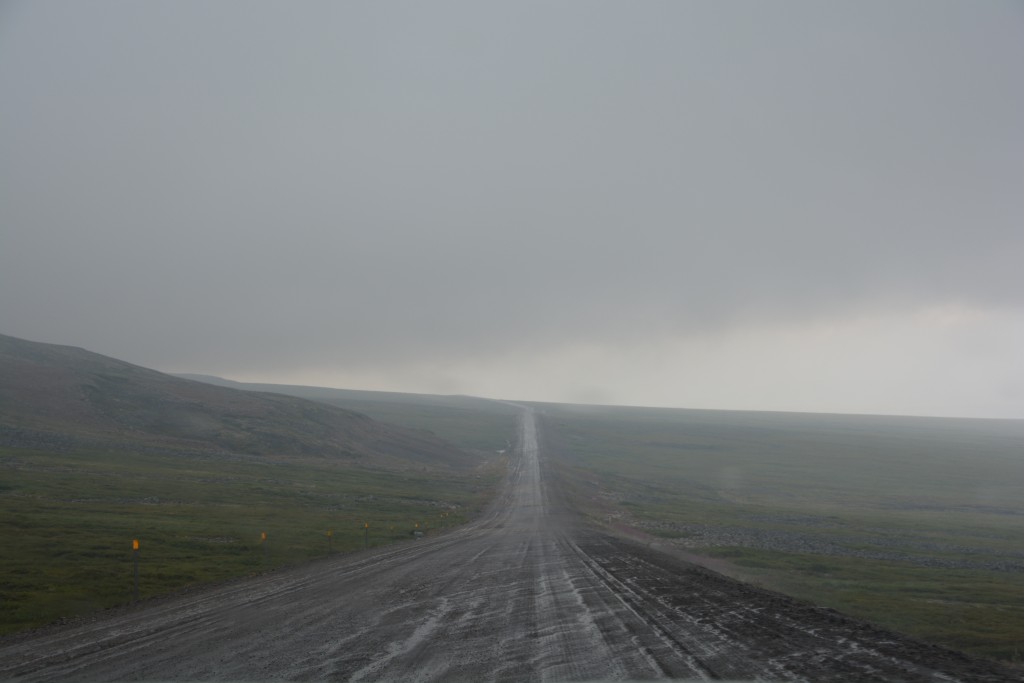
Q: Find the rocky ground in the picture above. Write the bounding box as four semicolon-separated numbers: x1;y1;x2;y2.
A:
630;517;1024;573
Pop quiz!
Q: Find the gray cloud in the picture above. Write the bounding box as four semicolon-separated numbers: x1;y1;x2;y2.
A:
2;1;1022;417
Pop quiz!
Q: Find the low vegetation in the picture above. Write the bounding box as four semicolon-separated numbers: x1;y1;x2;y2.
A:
0;444;504;635
0;334;518;635
537;402;1024;663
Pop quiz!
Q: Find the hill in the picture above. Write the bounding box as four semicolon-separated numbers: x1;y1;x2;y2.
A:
174;374;521;453
0;333;478;470
0;333;506;634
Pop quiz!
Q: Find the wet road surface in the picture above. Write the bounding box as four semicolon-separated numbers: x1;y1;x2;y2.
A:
0;408;1017;681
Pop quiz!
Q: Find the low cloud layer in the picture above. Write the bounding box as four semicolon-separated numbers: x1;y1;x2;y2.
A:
2;1;1022;418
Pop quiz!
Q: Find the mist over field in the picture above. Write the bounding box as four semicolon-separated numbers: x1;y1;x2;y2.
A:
2;6;1023;676
1;1;1022;417
2;332;1022;674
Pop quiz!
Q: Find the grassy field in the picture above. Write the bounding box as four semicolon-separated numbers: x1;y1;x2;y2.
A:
10;360;1021;662
0;443;505;636
535;402;1024;663
0;338;523;636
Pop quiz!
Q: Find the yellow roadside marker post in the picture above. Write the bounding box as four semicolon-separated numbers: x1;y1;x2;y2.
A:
132;539;140;602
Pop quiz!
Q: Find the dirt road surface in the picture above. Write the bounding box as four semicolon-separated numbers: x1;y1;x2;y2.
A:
1;409;1017;681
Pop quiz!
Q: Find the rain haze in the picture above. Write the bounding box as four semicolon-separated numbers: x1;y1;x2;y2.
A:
1;1;1022;419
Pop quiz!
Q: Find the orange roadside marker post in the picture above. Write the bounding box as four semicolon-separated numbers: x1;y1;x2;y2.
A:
363;522;368;549
261;531;267;563
131;539;140;602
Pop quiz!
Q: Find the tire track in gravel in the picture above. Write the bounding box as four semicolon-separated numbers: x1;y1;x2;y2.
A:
1;407;1019;682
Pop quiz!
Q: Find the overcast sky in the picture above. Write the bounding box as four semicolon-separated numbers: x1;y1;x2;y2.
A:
2;1;1022;419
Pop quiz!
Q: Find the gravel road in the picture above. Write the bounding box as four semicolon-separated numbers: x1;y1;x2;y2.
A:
0;409;1017;682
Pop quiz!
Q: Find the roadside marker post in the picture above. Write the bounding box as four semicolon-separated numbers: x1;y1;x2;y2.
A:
261;531;267;564
327;529;333;553
131;539;140;602
363;522;368;550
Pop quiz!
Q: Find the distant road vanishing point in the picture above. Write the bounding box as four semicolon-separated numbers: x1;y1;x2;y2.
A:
0;408;1015;682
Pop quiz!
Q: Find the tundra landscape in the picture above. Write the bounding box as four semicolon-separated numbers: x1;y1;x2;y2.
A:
1;333;1022;681
2;2;1022;681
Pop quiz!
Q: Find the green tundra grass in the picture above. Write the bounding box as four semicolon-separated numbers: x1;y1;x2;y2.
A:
0;356;521;638
535;402;1024;663
0;444;506;635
